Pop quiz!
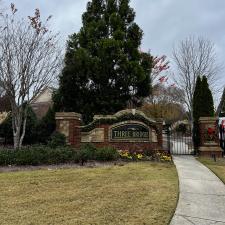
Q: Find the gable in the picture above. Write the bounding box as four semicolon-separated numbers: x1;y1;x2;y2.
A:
32;88;53;104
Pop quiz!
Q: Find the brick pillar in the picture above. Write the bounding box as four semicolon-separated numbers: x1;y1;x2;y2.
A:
55;112;82;148
199;117;222;157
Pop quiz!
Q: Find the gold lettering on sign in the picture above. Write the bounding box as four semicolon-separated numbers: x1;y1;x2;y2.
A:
113;131;149;139
111;123;150;141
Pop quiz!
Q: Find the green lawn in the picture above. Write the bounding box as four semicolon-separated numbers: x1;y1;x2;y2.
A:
198;157;225;183
0;162;178;225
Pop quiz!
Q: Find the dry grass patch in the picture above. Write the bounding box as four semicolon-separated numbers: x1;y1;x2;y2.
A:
198;157;225;183
0;162;178;225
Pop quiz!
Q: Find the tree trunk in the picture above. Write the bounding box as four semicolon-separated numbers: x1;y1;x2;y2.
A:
19;109;28;148
13;128;21;149
12;109;22;149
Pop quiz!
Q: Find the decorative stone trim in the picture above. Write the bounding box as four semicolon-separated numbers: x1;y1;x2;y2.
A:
81;110;158;132
199;117;219;122
81;128;105;143
55;112;82;120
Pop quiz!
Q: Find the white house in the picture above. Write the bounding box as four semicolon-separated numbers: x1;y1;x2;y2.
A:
30;87;55;119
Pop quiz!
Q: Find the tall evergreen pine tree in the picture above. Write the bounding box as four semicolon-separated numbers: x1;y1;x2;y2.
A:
193;76;202;148
201;76;214;117
193;75;214;148
54;0;152;123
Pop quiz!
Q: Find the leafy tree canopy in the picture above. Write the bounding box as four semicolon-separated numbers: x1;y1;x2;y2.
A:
55;0;153;123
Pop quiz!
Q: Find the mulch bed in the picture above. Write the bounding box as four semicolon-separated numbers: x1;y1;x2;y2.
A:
0;161;126;173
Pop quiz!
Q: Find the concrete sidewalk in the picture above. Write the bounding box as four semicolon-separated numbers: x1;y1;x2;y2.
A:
170;156;225;225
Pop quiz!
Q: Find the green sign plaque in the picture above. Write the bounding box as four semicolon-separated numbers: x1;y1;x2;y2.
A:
111;123;149;141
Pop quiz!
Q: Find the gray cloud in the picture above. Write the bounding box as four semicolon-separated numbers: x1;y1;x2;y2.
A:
5;0;225;101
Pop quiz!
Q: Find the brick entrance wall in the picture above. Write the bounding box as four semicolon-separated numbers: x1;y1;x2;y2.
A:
56;110;163;152
82;123;162;152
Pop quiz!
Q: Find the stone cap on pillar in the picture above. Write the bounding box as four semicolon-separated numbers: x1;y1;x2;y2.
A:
55;112;82;120
199;117;219;123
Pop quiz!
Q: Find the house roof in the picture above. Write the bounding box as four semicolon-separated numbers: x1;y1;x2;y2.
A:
0;112;9;125
31;86;55;104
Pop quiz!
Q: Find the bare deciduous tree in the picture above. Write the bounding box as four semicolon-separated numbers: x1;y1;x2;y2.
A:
0;4;62;148
173;36;221;122
149;83;185;105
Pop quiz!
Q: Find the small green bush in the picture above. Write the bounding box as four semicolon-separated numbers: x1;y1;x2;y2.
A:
77;144;96;164
0;106;38;145
0;149;14;165
36;107;56;144
0;145;77;166
95;147;119;161
47;132;66;148
0;144;121;166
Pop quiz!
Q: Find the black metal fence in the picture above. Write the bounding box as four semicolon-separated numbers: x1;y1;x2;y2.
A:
163;126;194;155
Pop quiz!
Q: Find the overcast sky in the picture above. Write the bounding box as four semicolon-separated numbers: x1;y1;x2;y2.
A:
4;0;225;102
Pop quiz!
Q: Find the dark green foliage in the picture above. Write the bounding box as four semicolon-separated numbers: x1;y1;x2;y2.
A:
193;76;214;148
201;76;214;117
0;107;56;146
193;76;202;148
0;114;13;144
0;94;11;112
55;0;153;123
95;146;119;161
23;107;38;145
36;107;56;144
193;76;202;122
77;144;119;164
47;131;66;148
0;107;38;145
78;143;97;164
0;145;77;166
0;144;120;166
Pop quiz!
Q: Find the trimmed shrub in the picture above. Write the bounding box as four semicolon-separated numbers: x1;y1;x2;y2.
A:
0;145;78;166
0;106;38;145
0;115;13;144
36;107;56;144
95;147;119;161
23;107;38;144
77;144;97;164
47;132;66;148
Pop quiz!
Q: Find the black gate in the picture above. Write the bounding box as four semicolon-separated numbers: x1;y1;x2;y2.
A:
163;125;194;155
